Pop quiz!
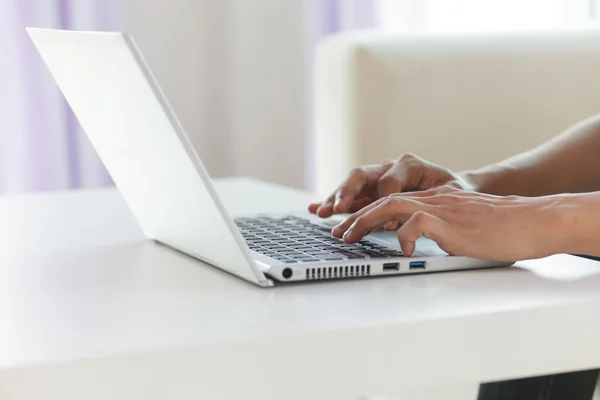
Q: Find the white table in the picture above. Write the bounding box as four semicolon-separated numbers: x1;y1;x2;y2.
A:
2;178;600;400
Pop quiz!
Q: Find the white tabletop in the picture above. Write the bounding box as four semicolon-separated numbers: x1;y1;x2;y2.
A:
2;178;600;400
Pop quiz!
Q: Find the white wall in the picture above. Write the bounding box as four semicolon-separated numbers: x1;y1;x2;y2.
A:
126;0;309;188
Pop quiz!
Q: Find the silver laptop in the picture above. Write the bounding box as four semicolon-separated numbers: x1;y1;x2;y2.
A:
27;28;512;287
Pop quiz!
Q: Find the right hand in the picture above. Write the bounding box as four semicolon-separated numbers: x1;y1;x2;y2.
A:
308;153;474;228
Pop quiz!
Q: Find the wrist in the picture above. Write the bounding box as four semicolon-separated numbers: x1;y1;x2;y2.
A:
557;192;600;257
458;165;520;196
457;169;490;193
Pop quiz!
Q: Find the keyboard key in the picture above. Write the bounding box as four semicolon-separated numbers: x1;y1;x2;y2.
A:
288;227;313;232
311;253;344;261
313;245;336;251
238;216;401;260
337;245;365;250
358;242;380;248
296;239;322;244
356;249;389;258
280;251;304;256
311;231;331;237
381;250;403;256
360;243;379;249
306;248;329;253
282;216;309;223
332;249;364;259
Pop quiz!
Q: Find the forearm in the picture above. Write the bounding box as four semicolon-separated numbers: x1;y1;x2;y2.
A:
460;114;600;196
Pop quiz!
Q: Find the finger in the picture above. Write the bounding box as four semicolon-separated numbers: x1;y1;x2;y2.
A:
332;195;411;236
332;190;424;237
315;185;373;218
335;191;460;234
333;169;369;213
348;197;373;213
332;197;388;237
342;198;434;243
316;203;335;218
318;197;371;217
311;192;336;217
377;153;439;197
308;203;321;214
308;191;335;217
376;159;410;197
396;211;454;256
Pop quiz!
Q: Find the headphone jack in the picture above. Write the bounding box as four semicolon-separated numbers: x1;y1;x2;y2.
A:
282;268;293;279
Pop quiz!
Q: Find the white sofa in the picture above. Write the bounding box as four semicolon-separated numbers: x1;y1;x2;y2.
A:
314;28;600;196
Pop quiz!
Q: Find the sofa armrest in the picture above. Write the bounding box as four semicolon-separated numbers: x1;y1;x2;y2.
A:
313;29;600;196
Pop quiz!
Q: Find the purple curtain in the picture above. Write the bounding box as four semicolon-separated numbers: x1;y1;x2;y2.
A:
316;0;376;35
0;0;122;193
306;0;376;190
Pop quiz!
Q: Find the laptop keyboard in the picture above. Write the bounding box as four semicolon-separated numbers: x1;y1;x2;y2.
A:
235;216;403;264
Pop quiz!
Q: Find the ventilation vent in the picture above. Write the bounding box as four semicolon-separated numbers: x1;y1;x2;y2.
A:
306;264;371;280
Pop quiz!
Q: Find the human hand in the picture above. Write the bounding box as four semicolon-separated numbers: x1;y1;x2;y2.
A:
308;154;473;232
331;186;574;261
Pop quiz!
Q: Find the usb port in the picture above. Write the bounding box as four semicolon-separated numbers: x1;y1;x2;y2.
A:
409;261;426;270
383;262;400;271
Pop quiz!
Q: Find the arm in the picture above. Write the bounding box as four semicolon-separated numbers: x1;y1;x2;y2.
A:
332;187;600;260
569;191;600;257
462;114;600;196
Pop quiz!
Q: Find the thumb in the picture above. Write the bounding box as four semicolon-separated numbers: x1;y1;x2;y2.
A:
396;211;457;256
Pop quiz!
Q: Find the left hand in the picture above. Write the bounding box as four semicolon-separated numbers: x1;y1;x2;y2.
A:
331;185;574;261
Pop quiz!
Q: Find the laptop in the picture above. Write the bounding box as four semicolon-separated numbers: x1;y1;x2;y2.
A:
27;28;513;287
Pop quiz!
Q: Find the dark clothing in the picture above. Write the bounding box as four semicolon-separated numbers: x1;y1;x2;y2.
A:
478;369;598;399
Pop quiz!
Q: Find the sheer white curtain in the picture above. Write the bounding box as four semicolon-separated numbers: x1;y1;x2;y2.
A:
375;0;597;32
0;0;122;193
316;0;598;34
